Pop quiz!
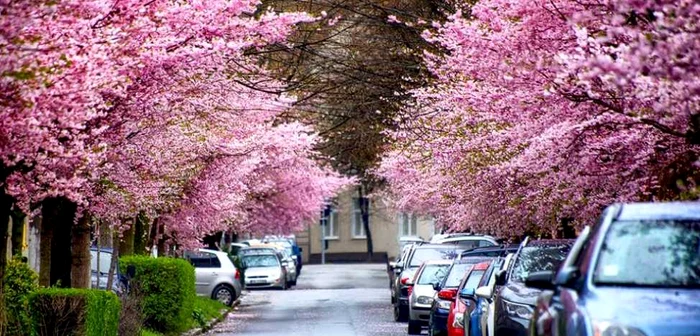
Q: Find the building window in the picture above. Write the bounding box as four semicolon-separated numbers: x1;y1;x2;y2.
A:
352;198;367;238
323;208;339;239
399;213;418;237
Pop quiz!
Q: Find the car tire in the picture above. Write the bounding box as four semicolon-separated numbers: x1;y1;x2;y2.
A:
408;320;422;335
290;278;297;286
212;284;236;306
394;302;408;322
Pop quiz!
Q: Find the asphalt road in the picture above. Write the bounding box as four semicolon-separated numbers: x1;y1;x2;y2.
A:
204;263;408;336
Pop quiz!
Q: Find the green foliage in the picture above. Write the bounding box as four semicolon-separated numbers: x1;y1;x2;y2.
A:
139;329;163;336
190;296;226;328
3;256;39;336
29;288;120;336
120;256;196;333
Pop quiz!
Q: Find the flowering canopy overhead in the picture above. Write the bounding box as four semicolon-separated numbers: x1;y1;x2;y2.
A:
379;0;700;236
1;0;350;246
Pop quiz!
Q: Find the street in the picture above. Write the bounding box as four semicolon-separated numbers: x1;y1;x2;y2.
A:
205;264;407;336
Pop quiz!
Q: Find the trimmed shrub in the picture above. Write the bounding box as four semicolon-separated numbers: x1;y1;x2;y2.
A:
3;256;39;335
120;256;196;333
29;288;120;336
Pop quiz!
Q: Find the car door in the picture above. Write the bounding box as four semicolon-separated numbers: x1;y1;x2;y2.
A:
190;251;222;297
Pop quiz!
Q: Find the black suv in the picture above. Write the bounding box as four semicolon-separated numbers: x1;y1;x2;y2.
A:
493;239;574;336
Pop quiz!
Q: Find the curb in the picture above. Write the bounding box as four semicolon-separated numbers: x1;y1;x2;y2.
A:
182;296;242;336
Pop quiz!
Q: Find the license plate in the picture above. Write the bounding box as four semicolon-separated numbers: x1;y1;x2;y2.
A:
250;279;267;284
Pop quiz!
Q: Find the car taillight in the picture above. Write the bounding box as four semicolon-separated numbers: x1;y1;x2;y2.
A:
400;277;410;285
407;285;414;296
235;269;240;280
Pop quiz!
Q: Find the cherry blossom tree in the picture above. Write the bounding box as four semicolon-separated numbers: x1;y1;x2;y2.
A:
1;0;349;294
379;0;700;237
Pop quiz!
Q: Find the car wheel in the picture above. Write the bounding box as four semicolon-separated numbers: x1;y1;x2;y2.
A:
394;302;408;322
408;320;422;335
212;284;236;306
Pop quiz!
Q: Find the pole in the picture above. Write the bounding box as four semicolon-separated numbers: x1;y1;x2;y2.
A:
320;215;326;265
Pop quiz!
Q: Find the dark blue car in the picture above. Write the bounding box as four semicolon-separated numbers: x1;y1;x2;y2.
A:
527;202;700;336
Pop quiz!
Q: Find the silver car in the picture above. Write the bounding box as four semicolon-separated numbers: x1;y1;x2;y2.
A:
186;249;243;306
408;260;451;334
240;252;289;290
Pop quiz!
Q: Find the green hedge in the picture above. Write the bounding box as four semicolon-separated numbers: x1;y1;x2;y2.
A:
120;256;196;333
3;256;39;335
29;288;120;336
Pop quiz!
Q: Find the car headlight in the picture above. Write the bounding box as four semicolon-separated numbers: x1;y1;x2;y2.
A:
503;300;533;319
437;299;452;310
453;314;464;328
417;296;434;305
593;321;647;336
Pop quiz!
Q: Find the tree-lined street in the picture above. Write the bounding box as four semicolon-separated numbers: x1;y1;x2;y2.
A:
206;264;405;336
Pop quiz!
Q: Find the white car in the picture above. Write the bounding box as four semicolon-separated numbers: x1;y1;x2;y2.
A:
435;235;498;250
408;260;452;335
186;249;243;306
240;251;289;290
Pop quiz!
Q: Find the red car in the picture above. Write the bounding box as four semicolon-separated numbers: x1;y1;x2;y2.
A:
445;261;491;336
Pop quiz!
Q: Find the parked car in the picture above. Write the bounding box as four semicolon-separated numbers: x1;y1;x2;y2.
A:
243;245;297;287
492;239;574;336
90;247;128;292
390;239;423;293
408;260;452;334
458;244;519;259
435;234;499;250
262;237;303;275
429;256;494;336
185;249;243;306
468;253;515;336
526;202;700;336
448;261;492;336
239;249;289;290
393;244;465;322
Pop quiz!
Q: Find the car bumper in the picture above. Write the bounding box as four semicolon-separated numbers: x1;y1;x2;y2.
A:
495;315;528;336
431;308;449;332
410;306;432;322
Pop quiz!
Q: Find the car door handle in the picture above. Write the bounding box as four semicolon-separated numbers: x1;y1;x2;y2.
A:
212;272;219;276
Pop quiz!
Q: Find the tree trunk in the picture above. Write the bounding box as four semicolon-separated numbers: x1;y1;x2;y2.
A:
10;209;25;256
133;212;149;255
106;227;120;291
39;204;52;287
28;213;41;273
148;217;160;256
119;217;135;256
358;185;373;259
70;212;91;288
0;188;14;330
41;197;76;287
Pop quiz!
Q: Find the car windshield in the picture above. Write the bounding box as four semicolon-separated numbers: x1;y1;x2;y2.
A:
462;270;485;291
242;255;280;268
594;220;700;288
90;250;113;274
444;263;473;288
417;264;449;285
510;244;571;282
409;248;458;267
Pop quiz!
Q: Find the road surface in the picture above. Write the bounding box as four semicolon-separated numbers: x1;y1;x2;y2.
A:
204;263;409;336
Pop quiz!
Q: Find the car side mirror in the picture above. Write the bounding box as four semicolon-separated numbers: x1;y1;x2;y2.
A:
126;265;136;279
432;283;442;291
554;266;580;288
495;270;507;286
459;287;475;299
525;271;555;290
475;286;492;299
389;261;397;269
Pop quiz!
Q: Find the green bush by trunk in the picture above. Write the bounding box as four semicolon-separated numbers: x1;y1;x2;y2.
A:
3;257;39;335
120;256;196;333
29;288;120;336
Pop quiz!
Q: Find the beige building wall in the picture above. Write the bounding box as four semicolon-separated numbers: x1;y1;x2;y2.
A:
305;188;438;261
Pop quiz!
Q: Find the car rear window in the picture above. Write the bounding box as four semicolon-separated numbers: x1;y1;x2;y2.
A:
409;248;459;267
462;270;485;291
444;263;473;288
594;220;700;287
417;264;450;285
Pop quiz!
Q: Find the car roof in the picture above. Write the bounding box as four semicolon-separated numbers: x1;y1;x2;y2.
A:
524;239;575;247
399;236;424;242
199;248;226;255
439;235;496;242
615;202;700;221
414;243;460;250
421;259;454;266
453;256;494;264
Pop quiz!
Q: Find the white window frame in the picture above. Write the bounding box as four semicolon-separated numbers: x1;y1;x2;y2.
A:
399;213;418;237
351;198;367;239
323;208;339;240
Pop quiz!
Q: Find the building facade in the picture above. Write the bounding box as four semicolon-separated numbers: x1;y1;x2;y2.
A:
300;188;438;263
